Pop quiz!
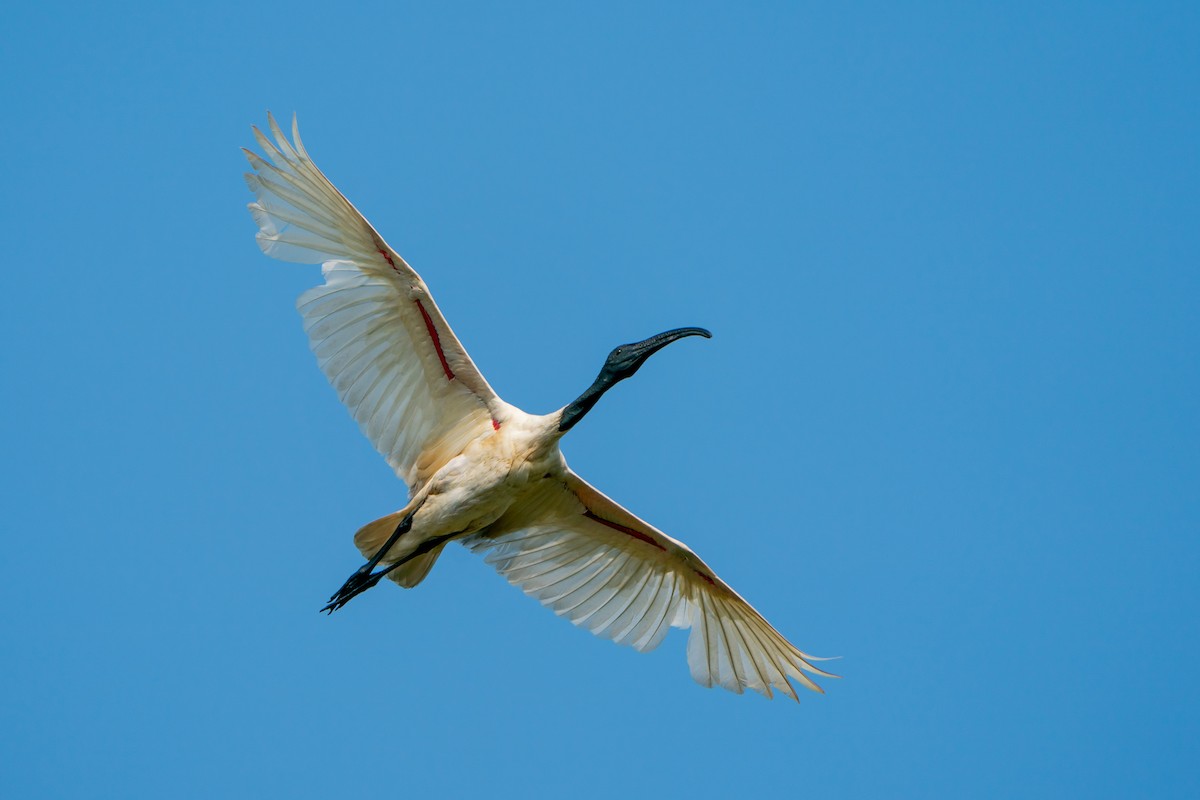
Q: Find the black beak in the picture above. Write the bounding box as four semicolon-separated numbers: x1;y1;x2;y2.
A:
611;326;712;377
627;327;713;358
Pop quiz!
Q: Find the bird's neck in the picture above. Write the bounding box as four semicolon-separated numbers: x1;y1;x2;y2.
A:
559;372;621;433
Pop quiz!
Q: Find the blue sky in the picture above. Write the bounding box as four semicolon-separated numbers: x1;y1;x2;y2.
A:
2;2;1197;797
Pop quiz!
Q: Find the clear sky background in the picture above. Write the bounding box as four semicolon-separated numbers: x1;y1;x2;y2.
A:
2;2;1197;797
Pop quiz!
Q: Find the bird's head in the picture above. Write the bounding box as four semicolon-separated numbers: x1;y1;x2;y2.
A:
599;327;713;381
559;327;712;432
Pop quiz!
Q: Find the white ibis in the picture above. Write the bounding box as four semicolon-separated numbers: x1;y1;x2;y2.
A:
244;114;834;700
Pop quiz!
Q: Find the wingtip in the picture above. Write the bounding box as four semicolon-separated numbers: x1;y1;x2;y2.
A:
291;113;309;159
800;653;842;680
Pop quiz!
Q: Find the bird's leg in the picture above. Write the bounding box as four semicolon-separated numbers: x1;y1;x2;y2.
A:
375;531;460;581
321;531;460;614
323;510;416;612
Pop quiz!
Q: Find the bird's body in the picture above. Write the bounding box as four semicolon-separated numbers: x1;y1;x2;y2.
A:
244;114;834;700
360;408;563;576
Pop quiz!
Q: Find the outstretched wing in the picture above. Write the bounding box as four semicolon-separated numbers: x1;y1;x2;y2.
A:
464;469;834;700
244;114;504;490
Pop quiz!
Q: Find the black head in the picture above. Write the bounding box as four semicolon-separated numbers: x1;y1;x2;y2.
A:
559;326;712;432
600;327;713;381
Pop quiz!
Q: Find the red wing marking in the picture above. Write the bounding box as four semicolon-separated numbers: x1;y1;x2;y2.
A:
414;299;455;381
377;247;455;383
582;510;667;552
582;508;716;584
377;248;399;271
492;419;501;431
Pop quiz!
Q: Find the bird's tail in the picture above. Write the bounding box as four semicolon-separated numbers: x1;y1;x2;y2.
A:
354;512;447;589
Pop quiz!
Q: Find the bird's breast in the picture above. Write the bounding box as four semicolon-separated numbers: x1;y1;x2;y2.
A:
495;419;565;486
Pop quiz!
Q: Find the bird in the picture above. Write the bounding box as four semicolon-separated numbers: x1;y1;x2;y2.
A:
243;113;835;700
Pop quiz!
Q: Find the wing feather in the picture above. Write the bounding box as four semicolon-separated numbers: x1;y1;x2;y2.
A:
607;566;660;644
245;114;505;489
464;470;834;699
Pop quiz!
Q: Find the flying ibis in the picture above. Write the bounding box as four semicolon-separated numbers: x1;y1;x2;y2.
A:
243;114;834;700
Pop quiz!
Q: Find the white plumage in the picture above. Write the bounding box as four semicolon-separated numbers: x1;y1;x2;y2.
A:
244;114;835;700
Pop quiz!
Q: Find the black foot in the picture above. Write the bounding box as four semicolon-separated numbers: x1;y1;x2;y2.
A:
322;565;384;614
